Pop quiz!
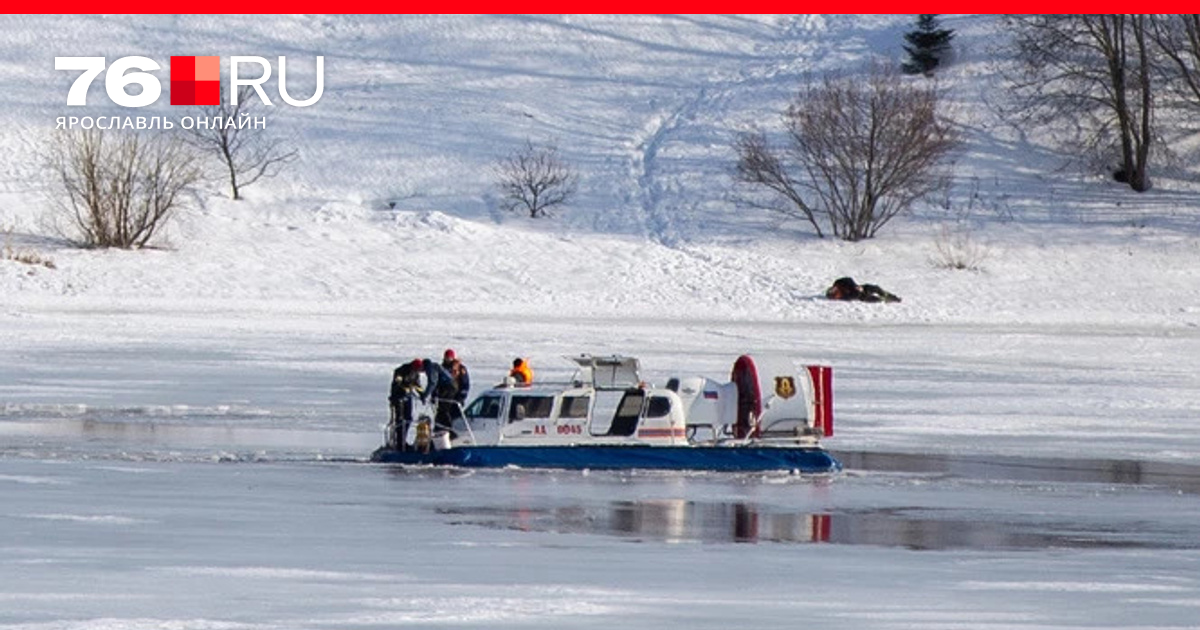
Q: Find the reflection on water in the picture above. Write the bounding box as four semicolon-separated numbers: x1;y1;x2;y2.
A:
440;500;831;544
417;449;1200;551
439;498;1196;551
606;500;832;544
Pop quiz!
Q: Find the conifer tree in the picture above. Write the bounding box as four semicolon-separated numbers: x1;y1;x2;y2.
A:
902;14;955;75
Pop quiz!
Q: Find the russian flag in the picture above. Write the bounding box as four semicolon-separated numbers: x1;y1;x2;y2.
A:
703;390;719;400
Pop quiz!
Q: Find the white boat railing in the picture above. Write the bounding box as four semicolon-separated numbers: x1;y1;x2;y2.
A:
432;398;476;446
386;396;476;450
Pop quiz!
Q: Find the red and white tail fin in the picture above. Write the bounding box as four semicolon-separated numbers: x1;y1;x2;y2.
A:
806;365;834;437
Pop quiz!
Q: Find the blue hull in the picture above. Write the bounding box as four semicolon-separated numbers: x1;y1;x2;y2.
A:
370;445;841;474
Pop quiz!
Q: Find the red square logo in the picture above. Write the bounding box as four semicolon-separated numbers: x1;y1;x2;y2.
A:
170;80;195;106
194;81;220;106
171;56;220;105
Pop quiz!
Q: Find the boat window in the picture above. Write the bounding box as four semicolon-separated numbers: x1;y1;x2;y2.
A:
509;395;555;422
644;396;672;418
560;395;591;419
607;390;644;437
465;395;502;420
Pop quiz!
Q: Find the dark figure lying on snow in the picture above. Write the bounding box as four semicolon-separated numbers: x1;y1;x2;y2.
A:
825;277;901;303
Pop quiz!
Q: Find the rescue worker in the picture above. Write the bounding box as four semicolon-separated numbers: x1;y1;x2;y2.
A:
392;358;424;390
421;357;459;436
438;349;470;431
442;349;470;405
509;357;533;385
388;358;425;449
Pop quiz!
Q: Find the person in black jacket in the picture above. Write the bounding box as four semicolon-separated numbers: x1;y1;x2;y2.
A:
825;277;901;303
387;358;425;449
419;359;457;405
421;352;464;437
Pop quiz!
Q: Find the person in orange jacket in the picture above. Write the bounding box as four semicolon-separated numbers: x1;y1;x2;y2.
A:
509;357;533;385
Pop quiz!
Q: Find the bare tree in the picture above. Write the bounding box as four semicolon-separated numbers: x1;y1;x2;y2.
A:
1006;15;1156;192
1151;15;1200;109
735;64;959;241
47;128;203;249
734;132;826;237
495;140;577;218
185;85;297;200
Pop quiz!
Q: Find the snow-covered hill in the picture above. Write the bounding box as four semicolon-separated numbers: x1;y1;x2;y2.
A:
2;15;1197;325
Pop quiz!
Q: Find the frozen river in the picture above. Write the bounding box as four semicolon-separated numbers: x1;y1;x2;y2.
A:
3;309;1200;628
4;436;1200;629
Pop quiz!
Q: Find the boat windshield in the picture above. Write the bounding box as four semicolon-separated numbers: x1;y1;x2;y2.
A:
465;395;503;420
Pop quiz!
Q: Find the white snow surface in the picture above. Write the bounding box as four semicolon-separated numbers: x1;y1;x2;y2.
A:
2;14;1200;630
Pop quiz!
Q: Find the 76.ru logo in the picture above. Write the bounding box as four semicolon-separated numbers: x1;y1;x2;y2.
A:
54;55;324;107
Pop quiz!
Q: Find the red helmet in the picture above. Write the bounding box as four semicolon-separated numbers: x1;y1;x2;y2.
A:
443;349;456;361
412;358;424;369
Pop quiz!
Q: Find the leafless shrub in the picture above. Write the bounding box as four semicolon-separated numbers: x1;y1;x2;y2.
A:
2;247;56;269
495;140;577;218
930;223;989;271
1;225;55;268
184;85;297;200
735;63;959;241
46;128;203;249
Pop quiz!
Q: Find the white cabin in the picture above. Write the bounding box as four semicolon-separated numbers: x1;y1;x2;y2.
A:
448;354;832;448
